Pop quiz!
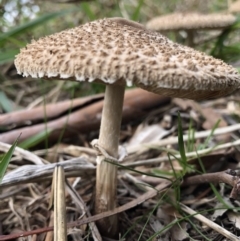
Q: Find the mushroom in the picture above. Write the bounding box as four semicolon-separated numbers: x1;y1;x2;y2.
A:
146;12;236;46
14;18;240;237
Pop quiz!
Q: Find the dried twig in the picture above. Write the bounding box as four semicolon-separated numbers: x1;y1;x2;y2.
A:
0;141;44;164
0;94;103;126
0;158;95;188
182;170;238;188
180;203;240;241
127;123;240;155
0;89;170;144
183;169;240;200
125;139;240;167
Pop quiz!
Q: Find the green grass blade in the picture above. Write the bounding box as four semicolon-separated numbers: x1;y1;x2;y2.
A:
177;112;187;166
19;129;52;149
210;16;240;60
105;159;173;182
131;0;144;21
152;168;176;177
197;119;220;150
217;44;240;62
0;91;16;112
146;216;181;240
137;198;163;241
0;49;20;64
196;151;230;208
229;15;240;30
167;153;180;178
0;9;74;46
184;215;211;241
0;137;19;183
186;119;195;152
210;184;230;208
80;2;95;21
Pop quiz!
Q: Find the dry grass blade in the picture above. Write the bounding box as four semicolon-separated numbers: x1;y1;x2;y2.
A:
180;203;240;241
0;158;95;188
53;166;67;241
125;139;240;167
0;181;172;240
66;181;102;241
45;212;54;241
0;141;43;164
127;123;240;155
28;81;65;108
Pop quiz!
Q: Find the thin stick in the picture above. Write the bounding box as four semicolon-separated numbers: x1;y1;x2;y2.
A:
0;141;44;165
54;166;67;241
180;203;240;241
127;123;240;154
182;170;237;187
125;139;240;167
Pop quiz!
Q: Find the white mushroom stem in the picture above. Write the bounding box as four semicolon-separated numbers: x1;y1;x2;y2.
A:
95;84;125;236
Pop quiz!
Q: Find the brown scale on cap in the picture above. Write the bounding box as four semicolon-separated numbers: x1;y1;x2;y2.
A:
15;18;240;100
146;12;236;31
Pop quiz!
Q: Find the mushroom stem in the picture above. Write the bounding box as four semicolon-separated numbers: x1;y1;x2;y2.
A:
95;84;125;237
186;29;195;47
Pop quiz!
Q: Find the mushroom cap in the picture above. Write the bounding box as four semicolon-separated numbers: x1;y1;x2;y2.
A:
146;12;236;31
229;0;240;13
15;18;240;100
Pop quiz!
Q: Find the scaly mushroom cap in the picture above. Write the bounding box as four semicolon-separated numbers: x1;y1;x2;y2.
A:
15;18;240;100
229;0;240;13
146;12;236;31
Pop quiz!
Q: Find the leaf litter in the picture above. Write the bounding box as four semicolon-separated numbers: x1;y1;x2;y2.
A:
1;84;240;240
